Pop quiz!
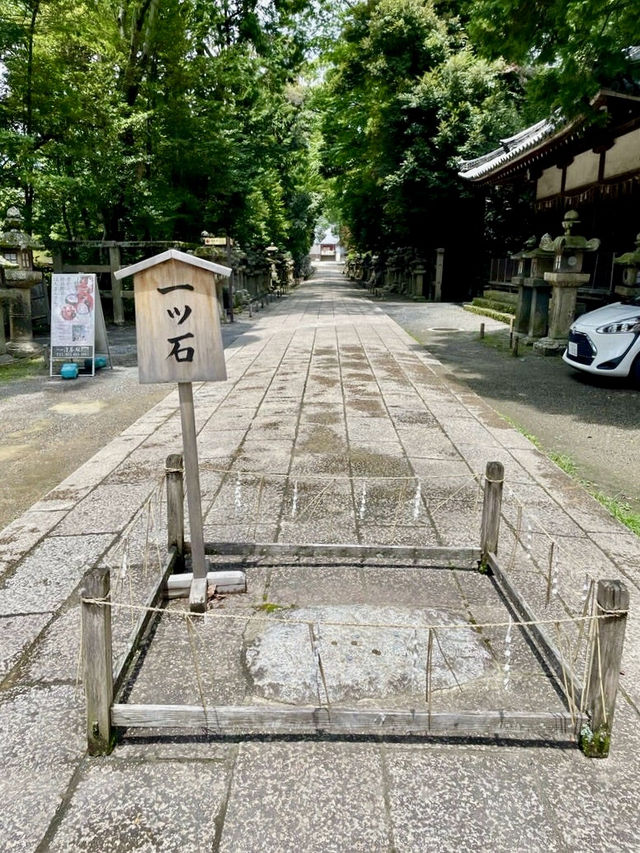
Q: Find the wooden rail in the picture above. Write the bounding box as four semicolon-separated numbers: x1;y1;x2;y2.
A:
111;704;584;738
203;541;481;566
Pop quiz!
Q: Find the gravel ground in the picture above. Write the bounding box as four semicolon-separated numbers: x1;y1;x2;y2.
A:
0;317;256;530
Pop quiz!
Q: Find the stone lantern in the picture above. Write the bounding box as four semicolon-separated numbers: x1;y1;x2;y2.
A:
385;251;399;291
284;253;295;290
0;206;43;357
411;257;427;300
512;237;535;336
266;243;278;291
613;233;640;300
511;236;555;341
534;210;600;355
236;251;248;293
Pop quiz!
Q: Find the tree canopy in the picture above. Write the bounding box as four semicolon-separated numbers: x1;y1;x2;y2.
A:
1;0;637;270
466;0;640;117
0;0;320;269
314;0;522;253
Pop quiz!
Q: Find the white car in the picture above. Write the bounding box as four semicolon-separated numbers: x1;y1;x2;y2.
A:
563;297;640;381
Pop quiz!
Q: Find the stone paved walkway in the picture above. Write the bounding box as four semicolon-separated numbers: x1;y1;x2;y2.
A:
1;265;639;851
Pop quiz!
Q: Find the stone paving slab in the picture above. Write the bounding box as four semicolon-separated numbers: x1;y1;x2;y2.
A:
46;760;229;852
1;266;640;850
218;742;391;853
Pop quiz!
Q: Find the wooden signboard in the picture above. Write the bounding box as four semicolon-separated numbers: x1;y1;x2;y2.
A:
203;236;233;247
114;250;229;384
115;249;232;612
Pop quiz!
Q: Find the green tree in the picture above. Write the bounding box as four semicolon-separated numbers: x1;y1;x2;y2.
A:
0;0;319;271
315;0;522;254
467;0;640;117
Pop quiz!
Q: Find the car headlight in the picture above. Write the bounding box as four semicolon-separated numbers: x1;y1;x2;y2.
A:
596;316;640;334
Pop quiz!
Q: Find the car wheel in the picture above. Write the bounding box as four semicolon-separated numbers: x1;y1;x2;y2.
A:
631;354;640;387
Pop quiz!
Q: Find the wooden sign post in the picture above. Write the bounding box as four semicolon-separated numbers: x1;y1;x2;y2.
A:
115;249;231;611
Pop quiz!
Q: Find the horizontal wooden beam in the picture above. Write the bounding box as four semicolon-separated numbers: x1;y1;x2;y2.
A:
113;547;179;693
487;552;583;704
202;541;482;567
60;264;111;273
112;703;583;738
58;240;193;248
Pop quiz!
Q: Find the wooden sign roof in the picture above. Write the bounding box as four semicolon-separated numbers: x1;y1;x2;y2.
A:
114;248;232;280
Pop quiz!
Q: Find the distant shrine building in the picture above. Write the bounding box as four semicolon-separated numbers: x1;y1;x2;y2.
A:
310;230;342;263
459;89;640;298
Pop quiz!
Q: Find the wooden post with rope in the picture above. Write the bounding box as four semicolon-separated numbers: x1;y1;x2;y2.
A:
81;566;114;755
166;453;185;566
480;460;504;567
581;579;629;758
114;250;231;612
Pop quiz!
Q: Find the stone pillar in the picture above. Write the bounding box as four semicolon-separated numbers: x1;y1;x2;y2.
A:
0;207;43;357
537;272;590;354
0;262;17;362
6;273;42;357
434;248;445;301
522;248;554;342
412;264;426;300
526;281;552;340
0;295;8;363
511;244;533;335
614;232;640;301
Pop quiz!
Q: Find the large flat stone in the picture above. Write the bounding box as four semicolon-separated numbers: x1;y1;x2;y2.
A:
0;766;76;853
0;612;51;678
0;683;85;770
385;746;563;852
53;483;159;536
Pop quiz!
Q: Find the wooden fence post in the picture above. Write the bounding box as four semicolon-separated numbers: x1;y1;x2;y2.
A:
108;243;124;325
166;453;185;566
480;461;504;566
81;567;114;755
581;579;629;758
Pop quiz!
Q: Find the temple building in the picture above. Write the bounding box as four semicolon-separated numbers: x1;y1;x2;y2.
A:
310;229;342;263
459;87;640;296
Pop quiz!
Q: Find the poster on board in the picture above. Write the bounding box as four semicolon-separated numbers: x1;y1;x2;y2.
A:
50;273;97;361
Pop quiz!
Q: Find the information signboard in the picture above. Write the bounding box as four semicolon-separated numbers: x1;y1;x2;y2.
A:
50;273;97;360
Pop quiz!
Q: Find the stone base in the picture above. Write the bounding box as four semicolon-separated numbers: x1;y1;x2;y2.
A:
533;336;566;356
5;339;43;358
0;353;15;365
615;286;640;300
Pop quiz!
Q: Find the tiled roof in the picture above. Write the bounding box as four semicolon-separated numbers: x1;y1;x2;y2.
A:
458;117;559;181
459;80;640;183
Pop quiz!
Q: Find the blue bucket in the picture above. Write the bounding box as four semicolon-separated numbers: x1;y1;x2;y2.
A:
60;362;79;380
